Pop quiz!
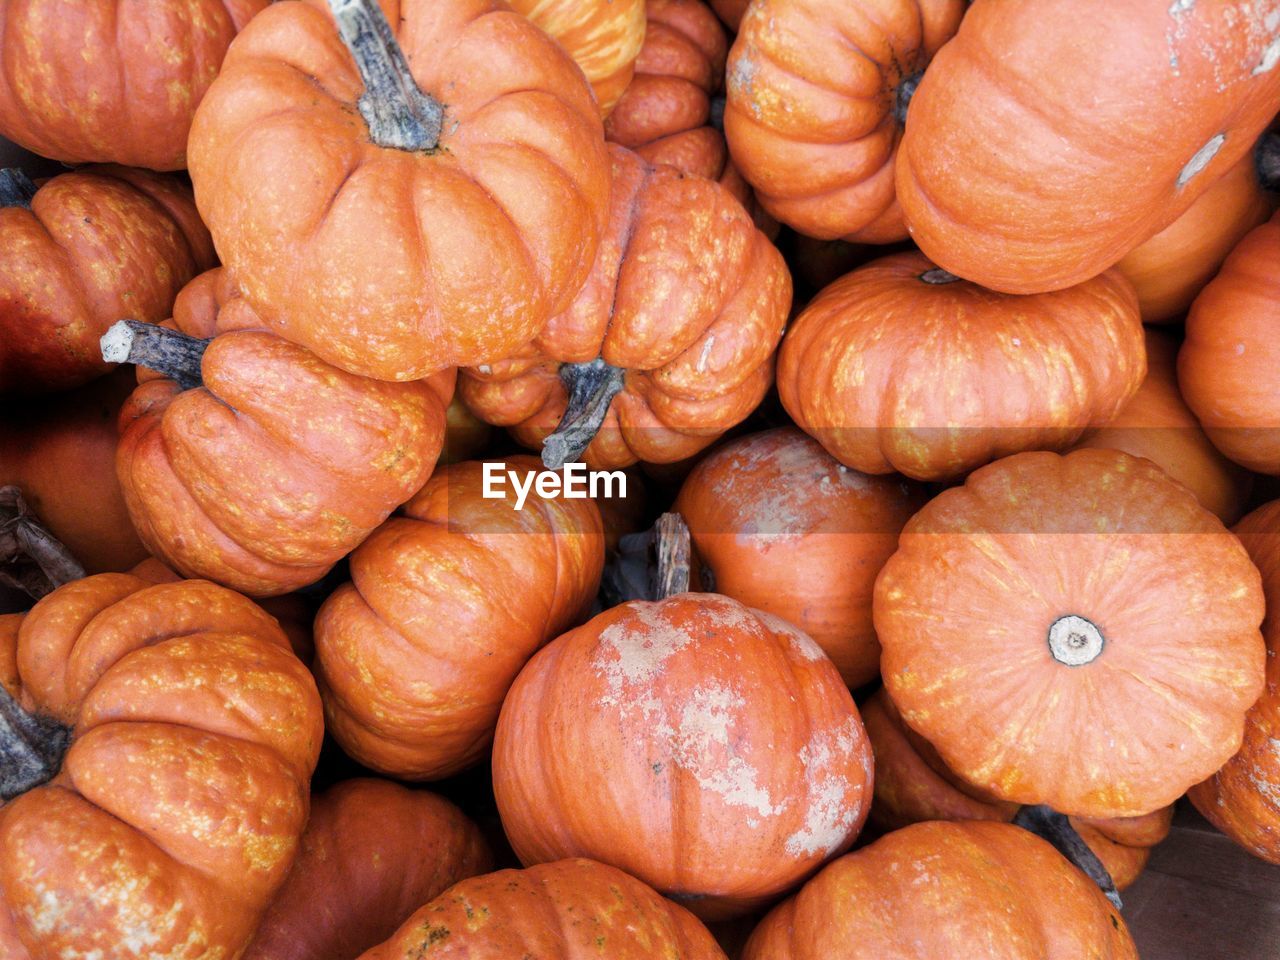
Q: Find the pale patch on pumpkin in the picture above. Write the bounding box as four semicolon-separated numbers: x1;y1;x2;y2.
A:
1177;135;1225;188
671;683;782;818
785;717;864;857
755;610;826;662
594;603;692;705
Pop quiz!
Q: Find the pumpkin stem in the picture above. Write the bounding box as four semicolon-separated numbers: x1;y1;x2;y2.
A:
0;678;72;801
1257;132;1280;192
1047;614;1104;666
329;0;444;152
100;320;209;392
1013;805;1122;911
920;267;961;285
0;168;37;209
600;512;692;606
709;96;726;133
655;512;692;599
893;71;923;125
0;487;86;601
541;359;627;469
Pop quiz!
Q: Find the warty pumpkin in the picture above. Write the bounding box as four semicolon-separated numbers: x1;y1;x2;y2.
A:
0;574;324;959
459;143;789;470
897;0;1280;293
777;251;1146;481
875;448;1266;819
187;0;611;382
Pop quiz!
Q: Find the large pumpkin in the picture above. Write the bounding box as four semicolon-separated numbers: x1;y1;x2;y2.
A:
897;0;1280;293
112;268;451;597
459;143;789;470
777;251;1145;481
0;574;324;959
674;427;926;688
314;457;604;780
741;821;1137;960
875;448;1266;818
188;0;611;382
0;165;215;394
723;0;966;242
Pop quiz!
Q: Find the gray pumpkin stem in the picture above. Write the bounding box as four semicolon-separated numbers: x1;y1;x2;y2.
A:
100;320;209;391
0;168;37;209
1013;804;1123;911
541;358;627;469
0;487;85;601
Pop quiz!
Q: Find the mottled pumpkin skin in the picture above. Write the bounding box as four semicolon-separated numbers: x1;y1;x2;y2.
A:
244;779;493;960
898;0;1280;294
493;592;873;920
724;0;965;242
460;144;789;469
117;268;450;597
875;448;1266;819
1179;212;1280;474
314;458;604;780
777;252;1146;481
741;822;1138;960
0;575;323;960
357;859;727;960
0;166;215;394
0;0;267;170
674;428;925;688
188;0;611;381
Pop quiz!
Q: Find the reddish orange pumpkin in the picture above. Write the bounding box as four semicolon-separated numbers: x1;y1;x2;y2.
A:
777;252;1145;481
897;0;1280;293
188;0;611;381
875;448;1266;818
0;574;323;959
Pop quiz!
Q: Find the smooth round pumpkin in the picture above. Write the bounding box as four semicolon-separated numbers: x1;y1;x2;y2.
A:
674;427;926;688
741;821;1137;960
244;779;492;960
777;252;1146;481
897;0;1280;293
188;0;611;381
493;591;873;919
1179;211;1280;474
723;0;966;242
0;574;324;959
875;448;1266;818
115;268;450;597
314;457;604;780
0;165;215;394
459;143;789;470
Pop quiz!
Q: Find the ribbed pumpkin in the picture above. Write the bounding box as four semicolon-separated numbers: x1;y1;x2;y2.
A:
0;574;323;959
897;0;1280;293
187;0;611;381
0;166;215;394
314;457;604;780
875;448;1266;818
741;821;1137;960
459;143;789;470
724;0;966;242
777;252;1145;481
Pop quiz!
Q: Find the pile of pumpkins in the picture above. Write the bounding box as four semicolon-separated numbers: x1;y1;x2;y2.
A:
1;0;1279;957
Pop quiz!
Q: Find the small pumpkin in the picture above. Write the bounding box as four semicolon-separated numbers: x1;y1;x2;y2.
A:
777;251;1145;481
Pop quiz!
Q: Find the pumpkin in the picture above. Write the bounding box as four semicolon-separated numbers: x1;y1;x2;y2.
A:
314;457;604;780
244;779;492;960
740;821;1137;960
1179;210;1280;474
459;143;789;470
492;590;873;919
111;268;450;597
0;574;324;958
674;427;926;688
187;0;611;382
723;0;966;242
357;859;727;960
875;448;1267;819
897;0;1280;294
708;0;748;31
440;396;493;465
1074;329;1252;525
0;165;215;394
777;251;1146;481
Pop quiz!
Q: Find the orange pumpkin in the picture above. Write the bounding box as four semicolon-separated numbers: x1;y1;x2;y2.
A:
188;0;611;382
440;396;493;465
741;821;1137;960
724;0;966;242
777;252;1145;481
459;143;789;470
0;165;215;394
0;574;323;958
875;448;1266;818
897;0;1280;293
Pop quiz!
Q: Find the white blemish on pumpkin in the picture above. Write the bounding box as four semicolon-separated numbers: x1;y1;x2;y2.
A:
696;336;716;373
1177;134;1225;188
785;717;865;857
594;603;693;706
1168;0;1195;14
1254;34;1280;74
477;364;493;375
672;683;782;817
756;611;826;662
1011;337;1021;347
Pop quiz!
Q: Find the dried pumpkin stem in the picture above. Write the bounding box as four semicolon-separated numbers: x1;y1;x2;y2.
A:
0;487;85;601
100;320;209;391
541;359;627;469
0;168;37;209
1257;132;1280;192
1013;805;1122;910
1047;614;1104;666
0;680;71;801
329;0;444;152
655;512;692;599
920;267;961;285
893;71;924;125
